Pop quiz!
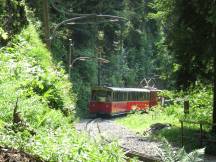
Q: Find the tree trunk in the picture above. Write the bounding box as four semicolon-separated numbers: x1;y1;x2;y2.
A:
212;26;216;132
42;0;50;49
213;54;216;132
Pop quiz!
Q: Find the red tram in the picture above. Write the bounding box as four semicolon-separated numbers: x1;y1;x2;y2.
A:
89;86;160;115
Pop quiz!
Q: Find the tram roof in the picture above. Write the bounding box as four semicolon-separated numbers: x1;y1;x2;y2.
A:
92;86;154;92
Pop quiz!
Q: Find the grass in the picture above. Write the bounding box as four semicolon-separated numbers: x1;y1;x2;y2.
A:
116;106;180;133
116;86;214;153
0;23;126;161
116;107;204;151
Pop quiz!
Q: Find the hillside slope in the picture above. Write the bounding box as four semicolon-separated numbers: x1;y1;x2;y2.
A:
0;22;125;161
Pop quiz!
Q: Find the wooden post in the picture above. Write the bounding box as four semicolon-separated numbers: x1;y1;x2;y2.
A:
181;120;184;147
184;100;189;114
161;97;165;106
200;123;203;147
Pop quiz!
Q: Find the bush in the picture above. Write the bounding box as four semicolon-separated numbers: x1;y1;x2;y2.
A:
0;23;126;161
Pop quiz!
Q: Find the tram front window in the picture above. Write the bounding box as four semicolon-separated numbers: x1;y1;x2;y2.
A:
91;90;112;102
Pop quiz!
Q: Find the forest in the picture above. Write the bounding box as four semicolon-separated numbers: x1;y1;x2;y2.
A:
43;0;216;117
0;0;216;161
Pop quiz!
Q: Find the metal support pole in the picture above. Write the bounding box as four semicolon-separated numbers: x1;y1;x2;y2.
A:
98;50;101;86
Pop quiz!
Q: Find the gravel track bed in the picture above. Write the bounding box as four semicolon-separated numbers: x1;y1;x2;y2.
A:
75;118;216;162
75;118;161;161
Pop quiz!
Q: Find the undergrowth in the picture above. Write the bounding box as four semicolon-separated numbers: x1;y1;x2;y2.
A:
0;24;126;161
116;85;213;151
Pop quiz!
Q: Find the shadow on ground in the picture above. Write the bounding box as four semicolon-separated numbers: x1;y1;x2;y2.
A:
155;126;216;155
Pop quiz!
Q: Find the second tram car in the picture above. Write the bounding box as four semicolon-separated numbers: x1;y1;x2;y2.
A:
89;86;160;115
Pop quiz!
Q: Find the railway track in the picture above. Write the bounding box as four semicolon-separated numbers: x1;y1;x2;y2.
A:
78;118;216;162
83;118;160;162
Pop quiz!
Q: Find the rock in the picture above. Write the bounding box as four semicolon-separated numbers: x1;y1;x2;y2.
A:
144;123;172;135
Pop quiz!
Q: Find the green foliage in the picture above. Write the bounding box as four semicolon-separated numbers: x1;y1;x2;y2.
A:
155;84;213;123
0;120;126;161
0;21;126;161
159;139;204;162
148;0;175;21
116;107;179;133
117;85;212;150
1;24;76;115
149;0;215;88
0;27;8;40
0;0;28;44
182;85;213;122
45;0;175;116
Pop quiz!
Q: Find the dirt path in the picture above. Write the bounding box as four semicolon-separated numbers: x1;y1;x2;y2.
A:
0;146;44;162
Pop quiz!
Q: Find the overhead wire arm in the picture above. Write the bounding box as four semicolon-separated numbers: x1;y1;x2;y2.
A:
67;19;120;25
50;14;127;41
50;0;127;22
96;14;128;21
50;15;95;40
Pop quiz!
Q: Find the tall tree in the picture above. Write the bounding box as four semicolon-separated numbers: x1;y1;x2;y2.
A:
45;0;173;115
42;0;51;48
151;0;216;129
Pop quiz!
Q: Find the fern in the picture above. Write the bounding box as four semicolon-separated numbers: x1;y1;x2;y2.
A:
159;139;204;162
182;149;204;162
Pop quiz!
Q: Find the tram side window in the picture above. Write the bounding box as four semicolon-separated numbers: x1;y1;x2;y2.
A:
135;93;138;100
143;92;147;100
123;92;128;101
128;92;137;101
146;93;150;100
128;92;133;101
113;92;128;101
113;92;116;101
138;92;144;101
143;92;146;100
91;90;111;102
